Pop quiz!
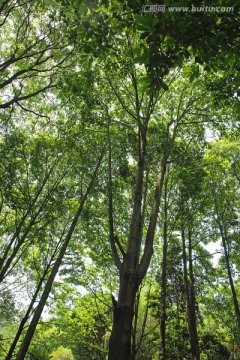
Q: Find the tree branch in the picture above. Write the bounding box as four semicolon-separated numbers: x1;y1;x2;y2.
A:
107;123;123;272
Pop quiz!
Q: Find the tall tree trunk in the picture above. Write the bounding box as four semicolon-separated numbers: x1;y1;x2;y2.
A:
181;229;200;360
219;221;240;328
109;268;138;360
107;108;147;360
159;180;168;360
188;230;200;360
108;146;169;360
107;77;178;359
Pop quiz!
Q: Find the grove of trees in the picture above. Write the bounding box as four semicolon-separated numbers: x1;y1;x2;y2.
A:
0;1;239;360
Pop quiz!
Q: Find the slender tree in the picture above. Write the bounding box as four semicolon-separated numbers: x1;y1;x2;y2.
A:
15;149;105;360
159;176;168;360
206;140;240;331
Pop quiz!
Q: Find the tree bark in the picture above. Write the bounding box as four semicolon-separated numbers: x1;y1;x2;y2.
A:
219;221;240;329
131;290;139;360
181;229;200;360
159;180;168;360
188;230;200;360
108;269;138;360
108;120;177;359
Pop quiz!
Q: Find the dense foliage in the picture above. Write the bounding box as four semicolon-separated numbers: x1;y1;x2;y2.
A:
0;1;239;360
